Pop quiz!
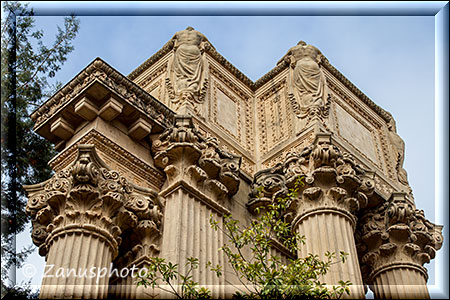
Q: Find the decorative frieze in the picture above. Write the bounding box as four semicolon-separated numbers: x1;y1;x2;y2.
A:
48;129;165;191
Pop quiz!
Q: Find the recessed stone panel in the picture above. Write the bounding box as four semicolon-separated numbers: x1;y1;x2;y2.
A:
216;88;238;137
335;104;378;163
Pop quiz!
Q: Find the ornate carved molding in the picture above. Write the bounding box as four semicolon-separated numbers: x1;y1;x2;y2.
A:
152;115;242;204
48;129;166;190
356;192;443;283
128;40;174;81
248;133;375;229
31;58;175;131
25;144;163;259
126;35;392;139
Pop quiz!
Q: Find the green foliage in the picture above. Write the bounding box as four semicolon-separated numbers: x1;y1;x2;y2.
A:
1;1;80;296
1;283;39;300
209;176;351;299
136;257;211;299
138;176;351;299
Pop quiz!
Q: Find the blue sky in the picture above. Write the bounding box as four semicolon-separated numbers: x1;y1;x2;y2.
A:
10;1;448;298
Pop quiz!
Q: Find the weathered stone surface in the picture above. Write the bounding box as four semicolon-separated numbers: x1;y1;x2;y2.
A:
356;192;443;299
23;28;442;299
25;145;162;299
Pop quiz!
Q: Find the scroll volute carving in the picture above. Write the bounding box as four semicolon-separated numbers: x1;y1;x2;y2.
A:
247;165;287;214
117;190;163;265
288;134;373;212
356;192;444;283
153;116;205;181
152;115;242;201
248;133;375;225
24;144;161;258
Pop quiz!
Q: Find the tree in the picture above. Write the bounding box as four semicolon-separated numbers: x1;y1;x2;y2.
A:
137;176;351;299
1;1;80;296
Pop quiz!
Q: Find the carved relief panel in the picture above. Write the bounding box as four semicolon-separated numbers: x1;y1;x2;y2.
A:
209;65;254;154
329;90;397;182
256;79;294;156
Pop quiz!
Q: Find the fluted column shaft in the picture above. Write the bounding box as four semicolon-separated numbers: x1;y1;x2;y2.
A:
40;229;114;299
152;115;242;299
369;264;429;299
295;208;365;298
159;186;226;299
25;145;146;299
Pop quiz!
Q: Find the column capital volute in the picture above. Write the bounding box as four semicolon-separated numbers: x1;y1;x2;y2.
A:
356;194;444;283
24;144;161;258
152;115;242;202
247;133;375;227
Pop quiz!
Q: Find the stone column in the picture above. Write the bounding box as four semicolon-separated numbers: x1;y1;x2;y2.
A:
357;192;443;299
108;188;163;299
249;133;374;299
25;145;143;299
152;115;241;299
294;134;375;298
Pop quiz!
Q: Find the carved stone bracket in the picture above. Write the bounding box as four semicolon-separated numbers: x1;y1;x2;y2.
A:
25;144;163;259
248;133;375;229
356;192;444;284
153;115;241;205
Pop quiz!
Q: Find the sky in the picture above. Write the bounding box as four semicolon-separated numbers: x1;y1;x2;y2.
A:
9;1;448;299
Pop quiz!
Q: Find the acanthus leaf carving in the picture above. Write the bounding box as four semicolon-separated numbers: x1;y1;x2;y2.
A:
24;144;162;259
153;115;242;205
356;192;444;284
249;133;374;225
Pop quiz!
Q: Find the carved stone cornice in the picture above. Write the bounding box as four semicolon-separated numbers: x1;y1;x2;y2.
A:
30;57;175;132
356;192;444;283
24;144;163;259
248;133;375;229
128;40;174;81
152;115;241;204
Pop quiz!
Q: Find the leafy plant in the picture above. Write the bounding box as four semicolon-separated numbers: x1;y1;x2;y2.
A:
1;1;80;296
136;257;211;299
209;176;351;299
137;176;351;299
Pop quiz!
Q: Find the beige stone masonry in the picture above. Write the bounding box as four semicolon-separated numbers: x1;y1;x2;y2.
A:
249;133;375;298
24;29;443;299
24;145;163;299
356;192;443;299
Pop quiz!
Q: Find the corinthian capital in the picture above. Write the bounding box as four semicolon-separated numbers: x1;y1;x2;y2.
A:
248;133;375;228
153;115;241;202
24;144;160;258
356;192;444;283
